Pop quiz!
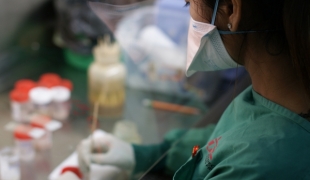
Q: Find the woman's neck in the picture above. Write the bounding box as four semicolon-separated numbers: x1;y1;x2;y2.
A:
245;50;310;115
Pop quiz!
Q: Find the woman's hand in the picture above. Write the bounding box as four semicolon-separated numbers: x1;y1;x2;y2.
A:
77;131;135;179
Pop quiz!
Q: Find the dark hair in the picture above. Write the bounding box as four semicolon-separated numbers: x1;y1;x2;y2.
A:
284;0;310;96
201;0;310;98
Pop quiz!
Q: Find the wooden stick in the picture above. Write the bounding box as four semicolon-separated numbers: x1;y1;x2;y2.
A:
91;102;100;152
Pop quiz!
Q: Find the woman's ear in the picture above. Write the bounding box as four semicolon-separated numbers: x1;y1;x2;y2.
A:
229;0;242;32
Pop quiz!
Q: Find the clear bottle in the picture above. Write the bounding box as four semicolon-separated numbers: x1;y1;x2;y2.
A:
88;37;126;118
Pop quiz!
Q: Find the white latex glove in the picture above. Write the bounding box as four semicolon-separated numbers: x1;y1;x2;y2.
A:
77;130;135;178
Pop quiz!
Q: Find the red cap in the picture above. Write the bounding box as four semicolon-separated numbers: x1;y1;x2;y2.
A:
38;79;60;88
30;115;51;129
39;73;62;88
15;79;37;92
14;126;32;140
40;73;62;83
61;79;73;91
61;167;83;179
10;89;29;102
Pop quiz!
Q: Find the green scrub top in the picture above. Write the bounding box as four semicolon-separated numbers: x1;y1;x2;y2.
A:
133;86;310;179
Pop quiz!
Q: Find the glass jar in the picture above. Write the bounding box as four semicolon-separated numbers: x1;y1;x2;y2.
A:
10;89;32;123
29;87;53;116
0;147;20;180
51;86;71;121
14;129;35;161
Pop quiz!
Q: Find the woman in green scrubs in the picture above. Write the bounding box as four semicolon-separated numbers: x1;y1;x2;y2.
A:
78;0;310;179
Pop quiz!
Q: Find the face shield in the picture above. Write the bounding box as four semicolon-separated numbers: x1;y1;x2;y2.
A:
88;0;155;32
88;0;193;95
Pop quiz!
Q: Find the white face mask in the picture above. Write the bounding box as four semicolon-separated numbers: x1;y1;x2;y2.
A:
186;17;238;77
186;0;242;76
186;0;274;76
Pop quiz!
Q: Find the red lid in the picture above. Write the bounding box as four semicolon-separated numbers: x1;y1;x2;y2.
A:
61;167;83;179
61;79;73;91
40;73;61;83
30;115;51;129
38;79;61;88
10;89;29;102
14;126;32;140
15;79;37;92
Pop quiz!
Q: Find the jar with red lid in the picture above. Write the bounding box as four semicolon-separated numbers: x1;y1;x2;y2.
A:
10;89;32;123
14;126;36;161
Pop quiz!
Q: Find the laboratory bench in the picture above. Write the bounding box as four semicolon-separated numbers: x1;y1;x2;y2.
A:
0;62;208;180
